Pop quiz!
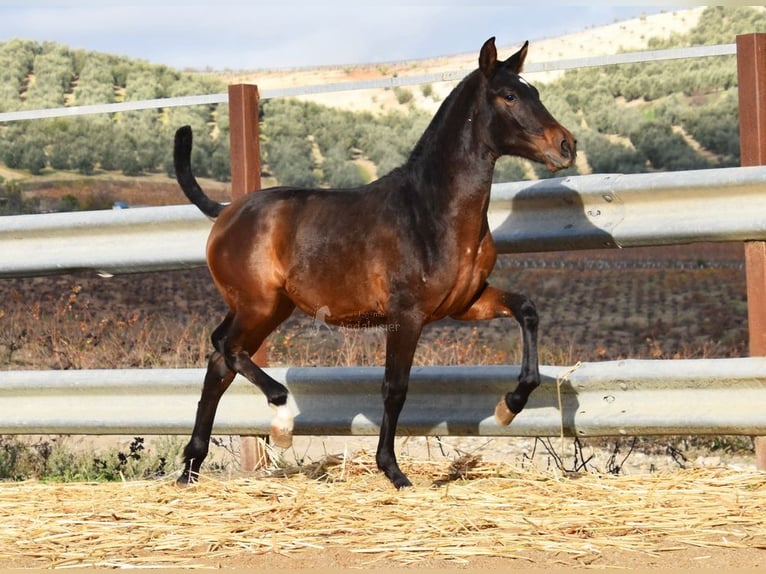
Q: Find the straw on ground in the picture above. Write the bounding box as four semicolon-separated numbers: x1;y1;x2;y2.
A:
0;454;764;568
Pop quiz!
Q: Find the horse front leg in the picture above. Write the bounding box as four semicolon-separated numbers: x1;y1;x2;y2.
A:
451;284;540;425
377;312;424;489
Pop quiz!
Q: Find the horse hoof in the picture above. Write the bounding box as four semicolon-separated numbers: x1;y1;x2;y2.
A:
394;476;413;490
269;427;293;449
176;472;198;488
269;403;294;449
494;397;516;426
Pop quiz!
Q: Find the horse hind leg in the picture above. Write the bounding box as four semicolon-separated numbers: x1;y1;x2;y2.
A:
178;313;237;485
215;297;297;447
178;348;235;485
178;296;295;485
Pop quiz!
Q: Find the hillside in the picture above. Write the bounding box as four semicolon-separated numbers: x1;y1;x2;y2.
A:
1;6;766;212
219;7;710;115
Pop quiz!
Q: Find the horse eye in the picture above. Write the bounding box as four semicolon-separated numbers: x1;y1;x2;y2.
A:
504;93;517;103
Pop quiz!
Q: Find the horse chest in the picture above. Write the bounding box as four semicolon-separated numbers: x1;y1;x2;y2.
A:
426;232;497;319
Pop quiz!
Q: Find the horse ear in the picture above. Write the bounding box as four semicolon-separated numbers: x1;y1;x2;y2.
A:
479;37;498;78
504;41;529;74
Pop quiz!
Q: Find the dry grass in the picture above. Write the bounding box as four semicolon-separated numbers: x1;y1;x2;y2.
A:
0;245;748;372
1;454;764;568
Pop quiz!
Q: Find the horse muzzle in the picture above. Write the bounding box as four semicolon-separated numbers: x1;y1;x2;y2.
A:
542;128;577;172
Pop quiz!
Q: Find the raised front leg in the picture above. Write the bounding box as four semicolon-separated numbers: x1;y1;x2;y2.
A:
377;312;424;489
451;284;540;425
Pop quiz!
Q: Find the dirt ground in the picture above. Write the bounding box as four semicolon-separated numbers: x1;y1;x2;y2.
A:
2;516;763;571
3;548;761;570
213;546;764;570
241;439;763;571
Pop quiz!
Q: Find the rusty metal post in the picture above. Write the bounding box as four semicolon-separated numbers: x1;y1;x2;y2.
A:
228;84;269;472
736;33;766;470
228;84;262;196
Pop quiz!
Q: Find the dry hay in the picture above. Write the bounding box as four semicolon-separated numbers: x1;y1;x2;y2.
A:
0;453;764;569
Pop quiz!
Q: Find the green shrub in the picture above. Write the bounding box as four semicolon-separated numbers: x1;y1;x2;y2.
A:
264;136;318;187
322;146;368;188
0;436;184;482
492;157;528;183
583;132;647;174
393;86;414;105
629;121;710;171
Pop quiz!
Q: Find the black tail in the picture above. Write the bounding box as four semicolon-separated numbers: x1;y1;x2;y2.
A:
174;125;226;219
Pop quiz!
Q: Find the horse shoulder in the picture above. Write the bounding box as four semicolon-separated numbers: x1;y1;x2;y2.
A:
457;228;498;295
423;226;497;320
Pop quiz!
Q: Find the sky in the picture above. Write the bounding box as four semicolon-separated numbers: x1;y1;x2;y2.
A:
0;2;687;71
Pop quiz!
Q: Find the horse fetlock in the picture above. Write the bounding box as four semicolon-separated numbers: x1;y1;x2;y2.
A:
269;403;294;449
519;371;540;389
183;437;209;463
176;461;201;487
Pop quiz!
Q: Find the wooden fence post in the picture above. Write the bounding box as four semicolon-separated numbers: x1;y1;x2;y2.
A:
736;33;766;470
228;84;269;472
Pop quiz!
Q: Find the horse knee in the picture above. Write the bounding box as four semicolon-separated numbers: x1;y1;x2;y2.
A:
206;351;230;378
516;297;539;329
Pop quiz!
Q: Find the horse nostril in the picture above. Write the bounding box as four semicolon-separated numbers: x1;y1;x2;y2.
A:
561;138;577;160
561;138;571;158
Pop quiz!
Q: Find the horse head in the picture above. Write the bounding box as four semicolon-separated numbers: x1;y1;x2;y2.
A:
479;37;576;172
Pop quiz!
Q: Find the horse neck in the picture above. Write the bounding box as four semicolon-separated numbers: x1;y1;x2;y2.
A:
404;71;496;214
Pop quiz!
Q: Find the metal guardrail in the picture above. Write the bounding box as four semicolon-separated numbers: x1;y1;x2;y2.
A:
2;359;765;437
1;165;765;277
0;204;211;277
489;166;766;252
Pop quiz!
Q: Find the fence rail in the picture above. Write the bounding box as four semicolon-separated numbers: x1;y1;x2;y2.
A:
2;359;765;437
2;165;766;278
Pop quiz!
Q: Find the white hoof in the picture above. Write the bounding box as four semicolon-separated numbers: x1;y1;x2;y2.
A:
269;404;294;449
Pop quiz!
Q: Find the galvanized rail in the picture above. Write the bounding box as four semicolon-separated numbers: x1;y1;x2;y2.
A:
1;359;765;437
2;165;766;278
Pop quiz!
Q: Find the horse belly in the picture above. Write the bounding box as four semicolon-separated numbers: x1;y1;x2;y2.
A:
282;213;403;325
285;264;391;327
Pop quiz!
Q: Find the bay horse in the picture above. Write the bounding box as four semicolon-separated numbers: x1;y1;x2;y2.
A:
174;37;576;489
